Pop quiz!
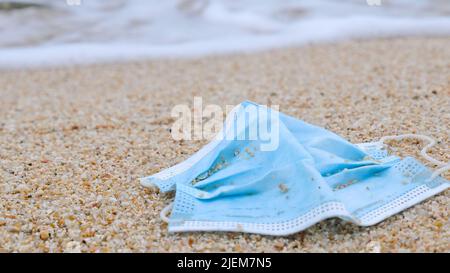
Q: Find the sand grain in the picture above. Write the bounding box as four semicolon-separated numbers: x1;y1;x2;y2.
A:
0;38;448;252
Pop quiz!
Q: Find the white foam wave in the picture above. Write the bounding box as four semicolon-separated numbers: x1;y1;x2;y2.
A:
0;0;449;68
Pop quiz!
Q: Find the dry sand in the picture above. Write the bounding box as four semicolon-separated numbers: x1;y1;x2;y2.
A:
0;37;448;253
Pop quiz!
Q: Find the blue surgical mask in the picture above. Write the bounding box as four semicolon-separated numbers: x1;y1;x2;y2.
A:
140;101;449;235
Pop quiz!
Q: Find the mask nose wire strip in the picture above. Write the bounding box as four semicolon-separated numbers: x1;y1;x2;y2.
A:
160;202;173;223
378;134;449;180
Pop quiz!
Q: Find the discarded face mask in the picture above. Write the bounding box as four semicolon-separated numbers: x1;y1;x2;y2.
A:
140;101;449;235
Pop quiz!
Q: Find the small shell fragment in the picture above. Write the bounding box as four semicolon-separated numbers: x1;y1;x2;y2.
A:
278;183;289;193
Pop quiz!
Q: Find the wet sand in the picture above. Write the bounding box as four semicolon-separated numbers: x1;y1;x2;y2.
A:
0;37;448;252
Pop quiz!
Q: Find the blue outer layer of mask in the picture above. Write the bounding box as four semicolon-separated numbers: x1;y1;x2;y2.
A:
140;101;449;235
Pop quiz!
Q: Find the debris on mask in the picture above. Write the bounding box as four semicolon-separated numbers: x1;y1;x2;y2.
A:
191;173;207;185
245;147;255;157
333;179;358;191
278;183;289;193
191;157;228;185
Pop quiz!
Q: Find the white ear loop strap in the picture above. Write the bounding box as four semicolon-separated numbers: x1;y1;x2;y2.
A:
378;134;449;180
160;202;173;223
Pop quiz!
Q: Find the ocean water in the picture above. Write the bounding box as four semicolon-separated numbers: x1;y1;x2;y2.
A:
0;0;449;67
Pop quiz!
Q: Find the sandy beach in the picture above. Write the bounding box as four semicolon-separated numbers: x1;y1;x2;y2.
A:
0;37;448;252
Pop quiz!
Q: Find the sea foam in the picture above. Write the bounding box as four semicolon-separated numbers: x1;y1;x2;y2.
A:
0;0;449;68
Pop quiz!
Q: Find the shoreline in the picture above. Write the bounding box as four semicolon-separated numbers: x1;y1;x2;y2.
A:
0;37;448;252
1;35;450;71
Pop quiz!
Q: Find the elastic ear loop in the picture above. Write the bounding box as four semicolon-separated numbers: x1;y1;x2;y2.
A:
141;182;172;223
160;202;173;223
378;134;449;181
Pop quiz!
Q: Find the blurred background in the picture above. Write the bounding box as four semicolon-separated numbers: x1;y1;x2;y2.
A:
0;0;449;67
